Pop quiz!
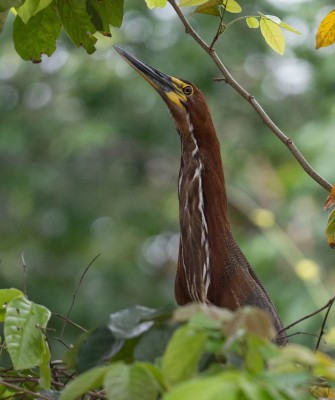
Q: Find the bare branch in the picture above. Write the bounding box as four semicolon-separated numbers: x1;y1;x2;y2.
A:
316;297;335;351
59;253;100;339
21;253;28;299
0;380;50;400
167;0;332;193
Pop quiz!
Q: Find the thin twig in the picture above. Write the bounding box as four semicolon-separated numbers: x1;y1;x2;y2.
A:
278;295;335;336
0;380;50;400
315;297;335;351
53;312;86;332
21;253;27;298
60;254;101;339
167;0;332;193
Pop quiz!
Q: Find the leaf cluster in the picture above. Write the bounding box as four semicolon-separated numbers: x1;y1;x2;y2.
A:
2;290;335;399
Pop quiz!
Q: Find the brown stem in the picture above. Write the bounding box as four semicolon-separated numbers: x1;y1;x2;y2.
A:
167;0;332;193
315;297;335;351
0;380;50;400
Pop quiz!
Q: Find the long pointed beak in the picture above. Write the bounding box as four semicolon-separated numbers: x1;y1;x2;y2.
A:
114;46;176;95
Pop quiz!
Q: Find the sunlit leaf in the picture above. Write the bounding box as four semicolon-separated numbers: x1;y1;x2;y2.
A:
246;17;259;29
324;185;335;210
145;0;167;8
4;295;51;370
326;209;335;249
0;288;23;322
223;0;241;14
316;9;335;49
279;21;301;34
162;324;207;386
260;17;285;55
179;0;207;7
16;0;52;24
60;365;110;400
13;4;61;62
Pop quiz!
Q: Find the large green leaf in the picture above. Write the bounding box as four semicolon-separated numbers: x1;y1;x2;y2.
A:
4;295;51;370
60;365;110;400
0;288;23;322
13;4;61;62
104;362;159;400
56;0;97;54
162;324;207;386
86;0;124;31
16;0;53;24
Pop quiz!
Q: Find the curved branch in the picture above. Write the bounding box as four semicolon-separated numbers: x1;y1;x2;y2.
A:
167;0;332;193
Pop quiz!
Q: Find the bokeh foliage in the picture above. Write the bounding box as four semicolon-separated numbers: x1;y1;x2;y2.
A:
0;0;335;358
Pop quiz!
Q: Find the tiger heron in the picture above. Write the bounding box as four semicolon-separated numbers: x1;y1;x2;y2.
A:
115;46;287;345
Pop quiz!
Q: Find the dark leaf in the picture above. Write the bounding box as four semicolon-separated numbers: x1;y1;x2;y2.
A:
0;0;22;12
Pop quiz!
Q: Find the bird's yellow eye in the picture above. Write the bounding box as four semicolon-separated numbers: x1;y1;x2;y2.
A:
182;85;193;96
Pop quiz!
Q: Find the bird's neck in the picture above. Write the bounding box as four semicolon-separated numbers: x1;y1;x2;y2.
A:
177;113;233;302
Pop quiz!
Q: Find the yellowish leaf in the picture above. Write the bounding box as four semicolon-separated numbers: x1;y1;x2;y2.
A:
145;0;167;8
311;386;335;399
316;9;335;49
246;17;259;29
326;209;335;249
279;21;301;34
179;0;207;6
223;0;241;14
324;185;335;210
260;17;285;55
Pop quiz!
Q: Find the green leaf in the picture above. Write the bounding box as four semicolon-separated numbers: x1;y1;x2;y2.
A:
39;338;52;389
246;17;259;29
145;0;167;8
326;209;335;248
163;373;239;400
60;365;110;400
16;0;53;24
56;0;97;54
0;10;8;32
104;362;159;400
223;0;241;13
76;325;124;372
107;305;155;339
0;288;23;322
4;295;51;370
0;0;23;12
259;17;285;55
86;0;124;31
193;0;220;17
279;21;301;34
162;324;207;386
13;4;61;62
179;0;207;7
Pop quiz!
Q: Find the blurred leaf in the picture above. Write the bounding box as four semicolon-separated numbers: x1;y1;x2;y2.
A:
179;0;207;7
76;325;124;372
0;10;8;32
279;21;301;34
13;4;61;62
104;362;160;400
60;365;110;400
56;0;97;54
4;295;51;370
173;303;233;325
324;185;335;210
193;0;220;16
162;324;207;386
0;288;23;322
145;0;167;8
163;373;239;400
0;0;22;12
223;0;241;14
86;0;124;31
16;0;53;24
106;305;156;339
311;386;335;399
39;337;52;389
315;351;335;380
316;9;335;49
246;17;259;29
326;209;335;249
259;16;285;55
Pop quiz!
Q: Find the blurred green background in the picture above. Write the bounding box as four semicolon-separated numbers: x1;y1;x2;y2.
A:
1;0;335;354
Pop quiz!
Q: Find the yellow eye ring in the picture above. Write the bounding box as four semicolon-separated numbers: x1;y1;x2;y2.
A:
182;85;193;96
